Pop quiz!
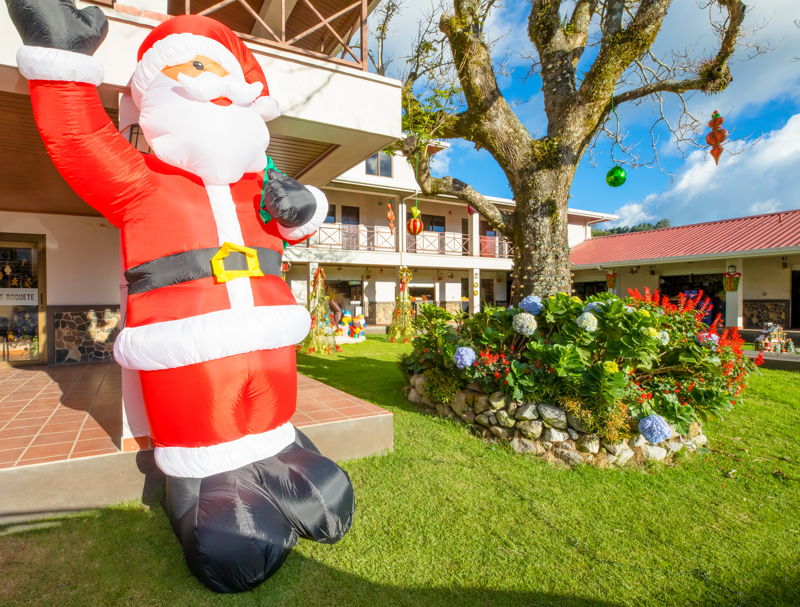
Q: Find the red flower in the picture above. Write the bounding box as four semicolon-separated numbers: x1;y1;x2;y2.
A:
493;371;500;379
754;352;765;366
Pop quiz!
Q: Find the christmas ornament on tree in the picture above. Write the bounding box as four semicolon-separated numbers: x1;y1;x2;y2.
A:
466;204;476;215
605;165;626;187
301;267;336;354
388;266;415;343
706;110;728;166
407;206;424;235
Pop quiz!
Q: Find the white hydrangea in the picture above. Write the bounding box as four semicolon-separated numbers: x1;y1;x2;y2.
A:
575;312;598;332
658;331;670;345
512;312;538;336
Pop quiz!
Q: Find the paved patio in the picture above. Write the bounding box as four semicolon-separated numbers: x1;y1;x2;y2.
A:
0;363;392;470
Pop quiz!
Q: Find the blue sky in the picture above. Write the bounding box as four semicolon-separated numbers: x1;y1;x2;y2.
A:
372;0;800;227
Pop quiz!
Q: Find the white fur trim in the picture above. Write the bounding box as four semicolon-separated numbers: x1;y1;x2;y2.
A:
132;33;244;107
204;184;254;308
254;95;280;121
278;186;329;241
155;422;296;477
16;46;103;85
113;304;311;371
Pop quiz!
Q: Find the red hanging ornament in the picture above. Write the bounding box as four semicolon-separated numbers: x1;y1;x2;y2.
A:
467;204;476;216
386;202;396;234
407;206;424;235
706;110;728;166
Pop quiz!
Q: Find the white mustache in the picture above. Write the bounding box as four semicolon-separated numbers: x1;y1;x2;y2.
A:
176;71;264;106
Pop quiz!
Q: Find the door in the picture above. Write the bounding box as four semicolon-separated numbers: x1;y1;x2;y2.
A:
341;205;360;250
0;234;46;363
791;270;800;329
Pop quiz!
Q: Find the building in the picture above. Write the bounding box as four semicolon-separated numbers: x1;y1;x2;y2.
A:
285;149;616;324
571;209;800;330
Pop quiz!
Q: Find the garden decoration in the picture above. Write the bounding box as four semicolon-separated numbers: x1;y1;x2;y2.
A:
388;266;415;342
386;202;396;233
723;270;741;291
8;4;353;593
407;205;424;235
706;110;728;165
605;272;618;290
401;288;757;468
754;323;796;354
303;267;339;354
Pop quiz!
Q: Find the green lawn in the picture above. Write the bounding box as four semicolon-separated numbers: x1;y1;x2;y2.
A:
1;336;798;606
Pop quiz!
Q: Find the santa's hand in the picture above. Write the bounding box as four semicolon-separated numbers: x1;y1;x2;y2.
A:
6;0;108;55
262;170;319;228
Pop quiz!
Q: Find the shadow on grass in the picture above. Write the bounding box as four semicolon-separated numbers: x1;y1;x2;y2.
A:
0;506;623;607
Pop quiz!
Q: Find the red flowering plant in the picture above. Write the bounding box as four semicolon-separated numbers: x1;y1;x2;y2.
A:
403;290;758;437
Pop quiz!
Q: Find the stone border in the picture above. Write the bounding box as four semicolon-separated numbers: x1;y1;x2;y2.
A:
406;374;707;467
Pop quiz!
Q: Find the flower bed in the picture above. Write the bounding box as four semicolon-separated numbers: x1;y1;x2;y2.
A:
400;290;759;467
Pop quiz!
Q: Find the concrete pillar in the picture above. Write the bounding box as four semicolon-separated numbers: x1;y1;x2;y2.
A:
469;268;480;314
470;210;480;257
398;199;407;254
725;258;743;328
307;261;319;307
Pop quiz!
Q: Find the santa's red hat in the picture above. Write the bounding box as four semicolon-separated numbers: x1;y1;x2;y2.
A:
131;15;280;121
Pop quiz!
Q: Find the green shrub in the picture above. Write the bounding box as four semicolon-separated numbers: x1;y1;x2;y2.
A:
422;367;460;405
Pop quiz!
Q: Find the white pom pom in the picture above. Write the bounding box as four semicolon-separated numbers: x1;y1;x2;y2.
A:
254;96;280;121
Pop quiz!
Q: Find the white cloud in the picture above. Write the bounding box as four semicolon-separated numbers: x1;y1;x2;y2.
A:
607;202;656;227
626;113;800;225
429;145;452;175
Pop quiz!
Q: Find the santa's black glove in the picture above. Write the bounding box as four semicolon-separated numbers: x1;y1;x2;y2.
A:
262;170;318;228
6;0;108;55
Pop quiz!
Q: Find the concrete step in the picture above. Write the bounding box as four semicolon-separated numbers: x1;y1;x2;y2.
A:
0;413;392;524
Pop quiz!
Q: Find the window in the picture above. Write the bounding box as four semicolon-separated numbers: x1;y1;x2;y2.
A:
365;151;392;177
324;204;336;224
421;214;445;232
341;206;360;225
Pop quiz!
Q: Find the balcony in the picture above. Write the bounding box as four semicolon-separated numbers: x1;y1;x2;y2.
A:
407;232;470;256
311;223;396;251
479;235;514;259
163;0;368;70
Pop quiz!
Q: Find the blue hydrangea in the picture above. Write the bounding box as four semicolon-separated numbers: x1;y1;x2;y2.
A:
657;330;670;346
624;305;635;313
695;332;720;350
453;346;477;369
575;312;598;332
512;312;538;336
584;302;604;313
638;415;672;444
519;295;543;315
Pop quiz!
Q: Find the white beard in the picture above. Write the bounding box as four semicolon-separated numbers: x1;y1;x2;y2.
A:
137;73;269;185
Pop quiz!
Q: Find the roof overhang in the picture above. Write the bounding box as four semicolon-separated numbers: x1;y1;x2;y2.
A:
571;245;800;270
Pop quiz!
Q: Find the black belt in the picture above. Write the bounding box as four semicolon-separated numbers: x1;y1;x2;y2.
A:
125;244;282;295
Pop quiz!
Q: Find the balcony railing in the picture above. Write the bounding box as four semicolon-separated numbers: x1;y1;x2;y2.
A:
174;0;368;70
310;223;396;251
407;231;470;256
480;235;513;258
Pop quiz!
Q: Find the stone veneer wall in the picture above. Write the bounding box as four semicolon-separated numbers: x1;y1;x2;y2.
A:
743;300;789;329
444;302;463;315
406;374;706;467
368;302;394;326
50;307;121;364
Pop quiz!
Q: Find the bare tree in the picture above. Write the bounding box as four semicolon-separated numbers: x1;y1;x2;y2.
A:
396;0;748;302
369;0;404;76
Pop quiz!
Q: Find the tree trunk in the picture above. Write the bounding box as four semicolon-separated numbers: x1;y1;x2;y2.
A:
509;166;576;303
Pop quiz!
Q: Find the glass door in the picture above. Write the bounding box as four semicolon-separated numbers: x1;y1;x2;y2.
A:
0;235;46;363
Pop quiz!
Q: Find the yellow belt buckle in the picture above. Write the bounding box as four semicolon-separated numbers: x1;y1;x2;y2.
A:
211;242;265;283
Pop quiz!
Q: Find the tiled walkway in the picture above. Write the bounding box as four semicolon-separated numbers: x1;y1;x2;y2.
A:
0;363;388;470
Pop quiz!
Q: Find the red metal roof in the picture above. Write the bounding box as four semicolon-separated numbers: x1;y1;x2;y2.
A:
571;209;800;266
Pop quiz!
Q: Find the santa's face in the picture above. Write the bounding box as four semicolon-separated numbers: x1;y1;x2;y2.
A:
137;55;269;185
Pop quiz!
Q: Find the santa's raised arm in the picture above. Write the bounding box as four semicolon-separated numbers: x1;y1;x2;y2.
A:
6;0;349;595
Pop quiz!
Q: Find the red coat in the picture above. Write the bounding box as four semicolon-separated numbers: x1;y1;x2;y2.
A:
29;79;314;462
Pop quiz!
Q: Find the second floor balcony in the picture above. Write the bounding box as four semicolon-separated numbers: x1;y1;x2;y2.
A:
303;223;513;259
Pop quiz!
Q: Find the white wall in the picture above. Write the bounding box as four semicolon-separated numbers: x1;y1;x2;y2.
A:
742;256;795;299
0;211;120;305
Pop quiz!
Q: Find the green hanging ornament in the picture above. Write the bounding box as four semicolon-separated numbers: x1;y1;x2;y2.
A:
605;165;626;187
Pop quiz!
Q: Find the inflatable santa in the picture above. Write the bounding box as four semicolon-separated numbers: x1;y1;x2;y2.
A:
7;0;354;593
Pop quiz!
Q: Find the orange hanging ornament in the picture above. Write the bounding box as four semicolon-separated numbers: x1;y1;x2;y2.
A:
407;206;424;235
706;110;728;166
386;202;396;233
